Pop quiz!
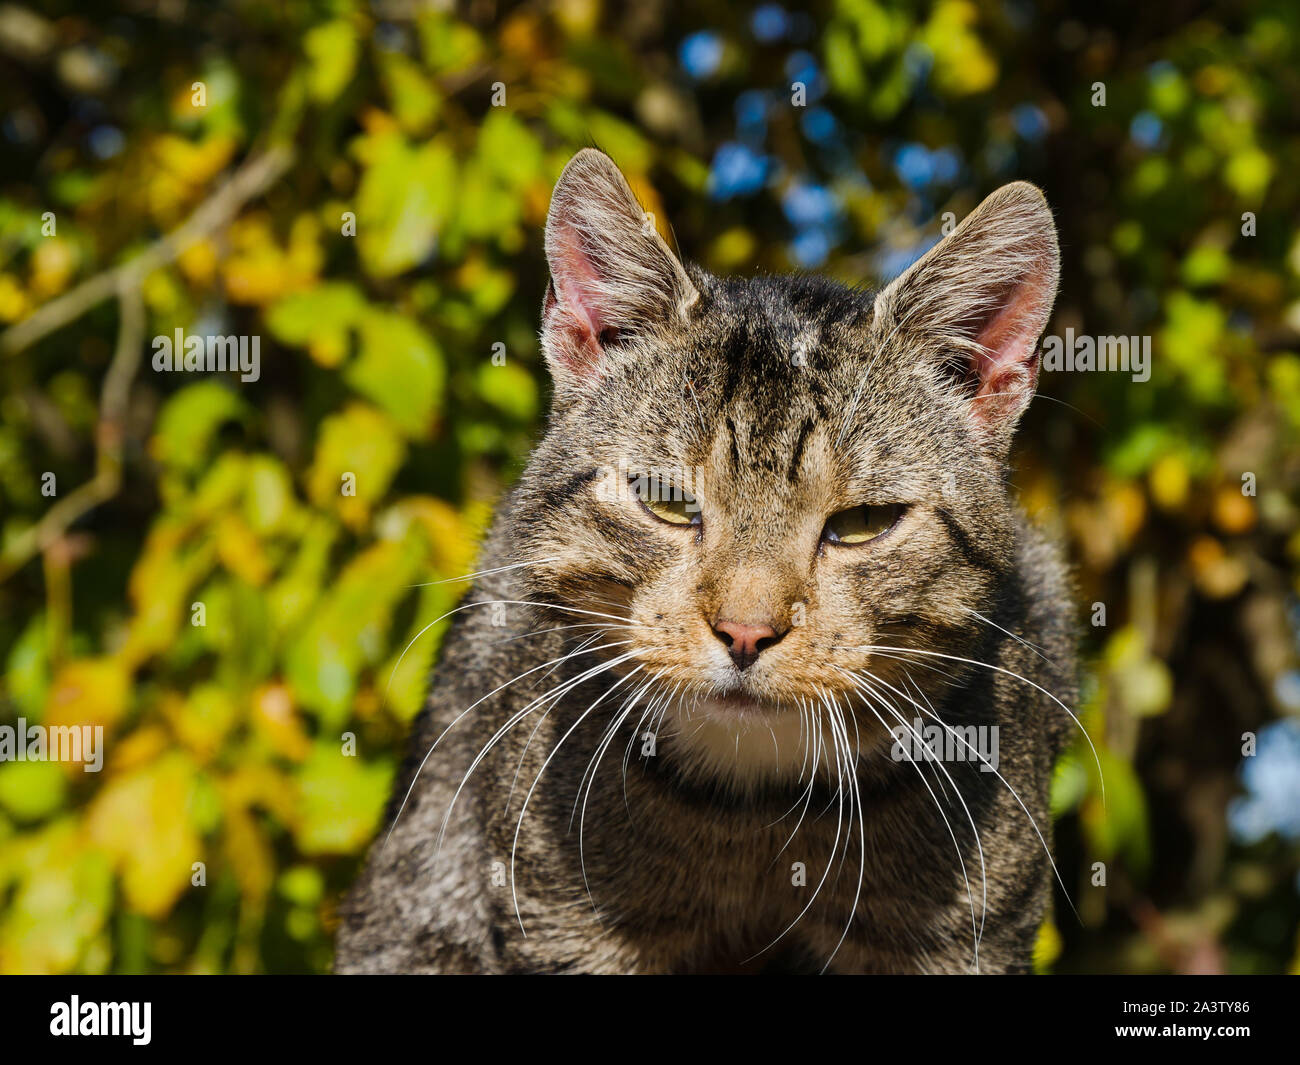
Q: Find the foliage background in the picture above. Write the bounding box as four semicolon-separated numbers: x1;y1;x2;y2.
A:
0;0;1297;974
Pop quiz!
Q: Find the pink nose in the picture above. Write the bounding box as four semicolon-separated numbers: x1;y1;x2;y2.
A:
712;620;782;671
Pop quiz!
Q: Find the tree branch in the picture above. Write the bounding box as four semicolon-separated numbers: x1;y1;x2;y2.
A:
0;145;294;581
0;145;294;358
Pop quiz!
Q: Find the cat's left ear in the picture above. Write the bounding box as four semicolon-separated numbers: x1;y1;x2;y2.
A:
542;149;698;390
873;182;1059;444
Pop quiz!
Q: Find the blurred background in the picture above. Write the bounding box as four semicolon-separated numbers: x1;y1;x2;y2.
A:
0;0;1297;974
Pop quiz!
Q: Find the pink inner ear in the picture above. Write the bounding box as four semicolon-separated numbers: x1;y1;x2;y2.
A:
969;273;1052;424
546;227;610;373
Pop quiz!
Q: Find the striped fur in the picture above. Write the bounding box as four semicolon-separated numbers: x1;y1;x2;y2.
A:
337;151;1076;974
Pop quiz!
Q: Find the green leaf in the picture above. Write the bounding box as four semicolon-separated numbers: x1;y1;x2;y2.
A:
0;761;67;822
355;132;457;279
457;156;521;240
266;282;366;366
584;112;651;174
1160;291;1229;403
150;382;248;474
285;535;423;725
380;52;440;133
346;311;444;437
1225;145;1273;201
477;110;544;189
294;744;393;855
1049;755;1089;817
5;616;50;720
1083;749;1151;877
1105;627;1174;718
476;360;537;422
416;11;483;74
0;821;112;974
243;455;295;535
266;518;337;638
304;20;358;104
278;864;324;906
307;403;407;511
380;581;456;722
824;24;868;98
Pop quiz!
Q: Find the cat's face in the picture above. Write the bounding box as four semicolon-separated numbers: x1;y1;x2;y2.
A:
509;150;1058;784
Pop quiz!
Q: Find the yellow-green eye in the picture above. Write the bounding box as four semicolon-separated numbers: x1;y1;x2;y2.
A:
631;475;700;526
822;504;902;545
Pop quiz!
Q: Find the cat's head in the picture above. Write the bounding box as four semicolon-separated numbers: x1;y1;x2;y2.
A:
508;149;1059;784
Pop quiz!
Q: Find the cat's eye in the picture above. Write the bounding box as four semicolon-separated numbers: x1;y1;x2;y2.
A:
630;474;700;526
822;503;902;545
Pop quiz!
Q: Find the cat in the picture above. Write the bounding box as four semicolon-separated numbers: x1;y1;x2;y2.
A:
334;148;1078;974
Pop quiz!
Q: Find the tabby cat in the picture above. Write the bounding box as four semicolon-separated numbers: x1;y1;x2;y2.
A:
335;149;1078;974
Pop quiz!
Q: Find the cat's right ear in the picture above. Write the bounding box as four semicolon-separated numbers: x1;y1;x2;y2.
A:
541;149;698;390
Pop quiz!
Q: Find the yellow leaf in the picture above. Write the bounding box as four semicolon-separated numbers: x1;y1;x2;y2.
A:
922;1;998;96
1212;485;1256;535
177;238;218;286
392;496;474;576
1148;453;1190;510
0;273;30;322
87;754;201;918
165;688;238;763
251;683;311;762
1033;917;1063;973
29;238;77;299
44;657;131;736
215;513;272;587
219;797;274;909
307;403;406;530
107;725;171;775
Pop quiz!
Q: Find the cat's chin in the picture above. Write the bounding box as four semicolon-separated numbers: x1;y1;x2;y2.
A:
663;693;829;786
690;691;786;720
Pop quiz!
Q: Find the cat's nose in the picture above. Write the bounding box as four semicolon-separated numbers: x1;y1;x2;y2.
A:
711;620;783;671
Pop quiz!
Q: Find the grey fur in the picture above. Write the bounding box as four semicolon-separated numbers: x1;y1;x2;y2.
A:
336;150;1077;974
